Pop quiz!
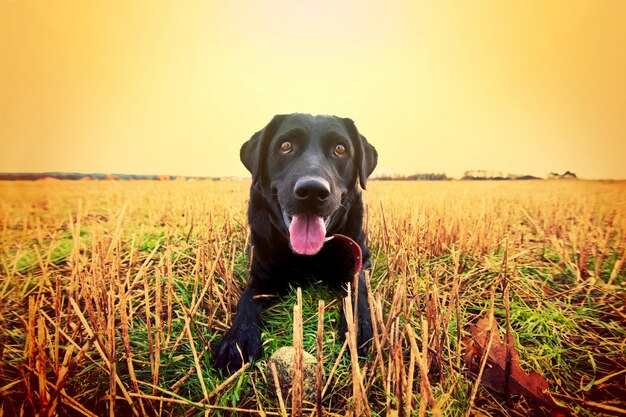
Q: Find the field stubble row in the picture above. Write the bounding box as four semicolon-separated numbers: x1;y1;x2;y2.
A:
0;180;624;416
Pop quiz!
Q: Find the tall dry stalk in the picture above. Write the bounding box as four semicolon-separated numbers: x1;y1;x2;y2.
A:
315;299;325;416
343;284;370;417
292;288;304;417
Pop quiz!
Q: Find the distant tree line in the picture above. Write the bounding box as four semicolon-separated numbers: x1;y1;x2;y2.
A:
0;172;218;181
373;170;578;181
547;171;577;179
374;173;449;181
461;170;577;181
462;170;513;180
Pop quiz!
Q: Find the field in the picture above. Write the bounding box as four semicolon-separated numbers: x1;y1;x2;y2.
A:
1;179;625;417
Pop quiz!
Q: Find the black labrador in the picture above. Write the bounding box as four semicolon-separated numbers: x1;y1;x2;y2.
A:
214;113;377;374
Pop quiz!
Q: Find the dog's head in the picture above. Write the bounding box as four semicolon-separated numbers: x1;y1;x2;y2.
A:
240;113;377;255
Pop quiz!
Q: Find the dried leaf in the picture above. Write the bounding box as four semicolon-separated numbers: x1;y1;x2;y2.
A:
467;317;563;412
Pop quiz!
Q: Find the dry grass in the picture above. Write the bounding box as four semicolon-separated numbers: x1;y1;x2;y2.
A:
1;179;625;416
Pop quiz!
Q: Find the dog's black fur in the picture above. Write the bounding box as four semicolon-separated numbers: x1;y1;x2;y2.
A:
214;113;378;374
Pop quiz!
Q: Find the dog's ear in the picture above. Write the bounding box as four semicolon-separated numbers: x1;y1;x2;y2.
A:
343;118;378;189
240;115;286;184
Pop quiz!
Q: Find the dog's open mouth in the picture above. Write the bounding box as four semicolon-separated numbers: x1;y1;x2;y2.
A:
282;211;332;255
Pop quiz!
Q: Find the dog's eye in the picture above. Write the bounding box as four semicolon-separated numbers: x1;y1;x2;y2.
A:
279;141;293;154
333;143;347;157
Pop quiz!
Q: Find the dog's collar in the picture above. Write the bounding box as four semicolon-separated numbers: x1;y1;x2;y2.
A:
326;233;362;274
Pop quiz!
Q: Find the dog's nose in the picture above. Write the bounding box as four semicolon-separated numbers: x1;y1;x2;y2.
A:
294;176;331;207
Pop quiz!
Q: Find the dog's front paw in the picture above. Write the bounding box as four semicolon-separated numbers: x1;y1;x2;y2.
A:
356;314;373;356
214;323;262;374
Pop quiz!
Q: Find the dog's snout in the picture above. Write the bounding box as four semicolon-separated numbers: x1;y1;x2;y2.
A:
294;177;331;206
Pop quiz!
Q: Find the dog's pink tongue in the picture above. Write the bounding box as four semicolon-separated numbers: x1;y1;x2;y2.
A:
289;214;326;255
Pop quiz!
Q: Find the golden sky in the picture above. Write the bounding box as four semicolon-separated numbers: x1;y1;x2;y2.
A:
1;1;625;179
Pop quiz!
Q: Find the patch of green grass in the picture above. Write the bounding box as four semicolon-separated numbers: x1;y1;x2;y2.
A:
11;234;76;273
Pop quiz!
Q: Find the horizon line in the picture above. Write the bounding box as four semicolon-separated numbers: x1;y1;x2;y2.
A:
1;171;625;181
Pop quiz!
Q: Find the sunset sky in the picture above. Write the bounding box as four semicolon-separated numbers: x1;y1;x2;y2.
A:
1;1;625;179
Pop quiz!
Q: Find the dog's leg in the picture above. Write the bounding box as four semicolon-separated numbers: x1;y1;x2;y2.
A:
355;271;373;356
340;270;373;356
214;284;263;374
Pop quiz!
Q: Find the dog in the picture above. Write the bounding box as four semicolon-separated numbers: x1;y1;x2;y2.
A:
214;113;377;374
